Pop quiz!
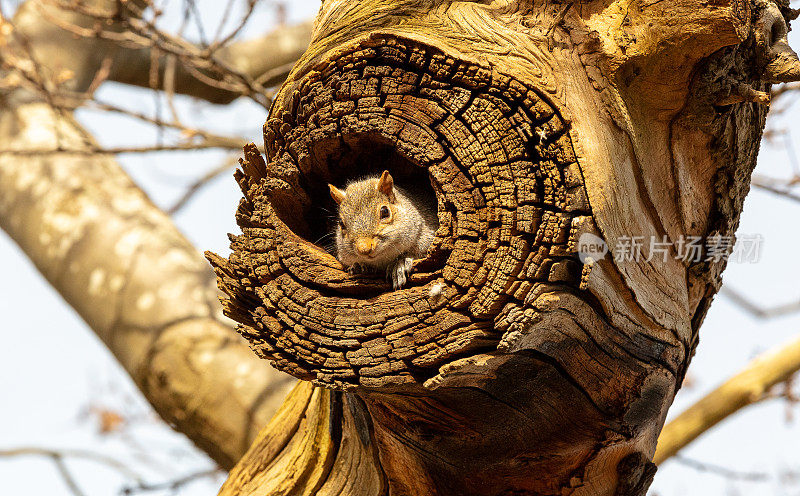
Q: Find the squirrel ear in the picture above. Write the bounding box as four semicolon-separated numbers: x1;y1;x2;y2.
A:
377;170;396;202
329;184;346;205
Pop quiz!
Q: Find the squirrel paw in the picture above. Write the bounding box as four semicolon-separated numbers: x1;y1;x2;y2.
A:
387;256;414;289
348;263;368;275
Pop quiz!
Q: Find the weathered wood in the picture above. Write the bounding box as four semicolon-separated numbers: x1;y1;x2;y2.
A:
209;0;800;494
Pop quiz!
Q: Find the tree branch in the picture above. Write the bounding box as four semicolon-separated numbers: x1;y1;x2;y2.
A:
0;100;295;472
721;285;800;319
770;81;800;101
654;333;800;464
0;447;145;483
672;455;771;482
751;175;800;204
0;0;295;470
0;140;248;154
167;155;239;215
105;20;313;104
1;447;224;495
4;0;309;104
121;469;223;495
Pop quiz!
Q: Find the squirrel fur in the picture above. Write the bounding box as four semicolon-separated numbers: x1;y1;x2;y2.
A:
329;170;436;289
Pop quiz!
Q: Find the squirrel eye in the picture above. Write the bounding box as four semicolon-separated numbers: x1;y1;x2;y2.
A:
380;206;390;220
338;220;346;230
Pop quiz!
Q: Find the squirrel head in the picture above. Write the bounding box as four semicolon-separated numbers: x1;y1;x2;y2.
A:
329;170;411;268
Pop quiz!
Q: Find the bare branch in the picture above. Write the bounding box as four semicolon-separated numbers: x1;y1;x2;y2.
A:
52;456;87;496
3;0;307;107
0;447;145;483
1;447;223;496
721;285;800;319
0;0;295;469
167;156;239;215
0;140;248;155
673;456;771;482
771;81;800;101
33;0;274;107
752;175;800;204
0;97;295;469
106;20;312;103
654;334;800;464
121;469;223;495
207;0;258;54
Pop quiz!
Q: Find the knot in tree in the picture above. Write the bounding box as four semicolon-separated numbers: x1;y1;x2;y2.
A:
207;0;800;494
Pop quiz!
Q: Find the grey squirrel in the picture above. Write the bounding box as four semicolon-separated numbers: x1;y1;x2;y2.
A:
329;170;437;289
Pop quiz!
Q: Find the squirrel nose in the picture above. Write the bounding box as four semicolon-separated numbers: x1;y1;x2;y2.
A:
355;237;375;256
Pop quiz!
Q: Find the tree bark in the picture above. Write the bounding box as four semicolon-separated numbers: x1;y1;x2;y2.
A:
0;0;298;469
209;0;800;494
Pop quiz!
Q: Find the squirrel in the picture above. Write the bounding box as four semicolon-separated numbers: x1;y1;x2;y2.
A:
329;170;437;289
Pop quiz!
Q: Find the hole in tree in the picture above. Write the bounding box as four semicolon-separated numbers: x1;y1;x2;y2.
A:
270;133;440;258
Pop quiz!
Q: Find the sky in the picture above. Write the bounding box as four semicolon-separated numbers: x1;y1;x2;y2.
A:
1;1;800;495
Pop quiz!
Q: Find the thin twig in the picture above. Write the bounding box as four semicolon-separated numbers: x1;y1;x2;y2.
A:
0;447;145;483
751;176;800;204
721;286;800;319
0;140;248;155
673;456;771;482
38;0;271;107
185;0;209;47
86;53;114;95
51;455;88;496
167;156;239;215
207;0;258;54
162;54;180;124
771;82;800;101
210;0;239;45
121;469;222;495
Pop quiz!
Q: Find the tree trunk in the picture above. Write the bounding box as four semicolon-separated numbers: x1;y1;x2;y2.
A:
206;0;799;494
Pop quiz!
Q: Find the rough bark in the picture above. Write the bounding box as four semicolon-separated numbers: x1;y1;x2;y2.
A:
0;0;299;469
209;0;800;495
